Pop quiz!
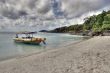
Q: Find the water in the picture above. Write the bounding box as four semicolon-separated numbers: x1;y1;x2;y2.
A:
0;32;83;61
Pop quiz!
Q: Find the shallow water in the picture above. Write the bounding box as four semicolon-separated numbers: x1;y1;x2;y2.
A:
0;32;83;61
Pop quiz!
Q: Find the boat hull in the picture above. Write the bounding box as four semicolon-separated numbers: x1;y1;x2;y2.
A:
13;38;45;45
14;40;41;45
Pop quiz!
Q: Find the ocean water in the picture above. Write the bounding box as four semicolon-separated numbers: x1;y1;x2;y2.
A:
0;32;83;61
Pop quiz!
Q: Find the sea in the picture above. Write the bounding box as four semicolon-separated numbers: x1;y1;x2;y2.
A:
0;32;84;61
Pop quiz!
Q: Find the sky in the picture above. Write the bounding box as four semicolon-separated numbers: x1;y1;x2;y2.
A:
0;0;110;31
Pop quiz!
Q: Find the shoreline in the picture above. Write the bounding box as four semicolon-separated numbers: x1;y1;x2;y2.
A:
0;36;110;73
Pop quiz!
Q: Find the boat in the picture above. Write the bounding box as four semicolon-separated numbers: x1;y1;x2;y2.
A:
13;32;46;45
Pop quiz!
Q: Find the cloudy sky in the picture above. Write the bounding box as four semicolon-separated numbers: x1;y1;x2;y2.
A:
0;0;110;31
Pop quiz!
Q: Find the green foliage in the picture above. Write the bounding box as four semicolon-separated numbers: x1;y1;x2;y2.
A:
92;24;102;32
104;14;110;21
50;10;110;33
103;21;110;24
83;15;97;31
83;10;109;32
101;12;110;30
102;24;110;30
50;24;83;33
68;24;83;32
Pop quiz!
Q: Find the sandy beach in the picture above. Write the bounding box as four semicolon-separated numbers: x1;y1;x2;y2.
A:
0;36;110;73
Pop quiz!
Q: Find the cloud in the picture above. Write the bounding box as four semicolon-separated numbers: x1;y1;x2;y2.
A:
0;0;109;19
0;0;52;19
0;0;109;30
61;0;110;18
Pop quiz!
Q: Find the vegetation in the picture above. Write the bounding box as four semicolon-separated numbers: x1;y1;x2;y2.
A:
49;10;110;35
50;25;83;33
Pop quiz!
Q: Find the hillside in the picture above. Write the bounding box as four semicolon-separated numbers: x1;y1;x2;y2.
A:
49;10;110;36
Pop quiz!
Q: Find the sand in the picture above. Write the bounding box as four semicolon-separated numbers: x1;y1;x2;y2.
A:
0;36;110;73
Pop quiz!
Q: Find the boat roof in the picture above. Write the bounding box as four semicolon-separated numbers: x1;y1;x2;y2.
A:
16;31;37;34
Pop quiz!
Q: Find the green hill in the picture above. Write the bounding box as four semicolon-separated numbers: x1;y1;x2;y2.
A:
49;10;110;36
83;10;110;32
102;14;110;30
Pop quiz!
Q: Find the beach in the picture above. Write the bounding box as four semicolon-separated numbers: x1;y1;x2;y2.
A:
0;36;110;73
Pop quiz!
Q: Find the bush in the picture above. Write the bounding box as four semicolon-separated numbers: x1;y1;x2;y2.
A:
102;24;110;30
92;24;102;32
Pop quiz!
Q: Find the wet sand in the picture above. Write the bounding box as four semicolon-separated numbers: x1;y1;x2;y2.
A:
0;36;110;73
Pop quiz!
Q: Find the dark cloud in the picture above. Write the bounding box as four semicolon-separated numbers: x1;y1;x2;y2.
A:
18;10;28;16
1;8;28;19
0;0;52;19
0;0;6;3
